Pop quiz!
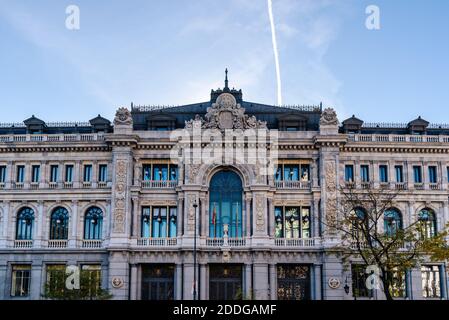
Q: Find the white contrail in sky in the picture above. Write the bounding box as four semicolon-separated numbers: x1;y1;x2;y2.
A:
267;0;282;106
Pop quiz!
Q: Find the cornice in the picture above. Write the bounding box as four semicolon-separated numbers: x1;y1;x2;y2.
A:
342;146;449;154
0;145;111;153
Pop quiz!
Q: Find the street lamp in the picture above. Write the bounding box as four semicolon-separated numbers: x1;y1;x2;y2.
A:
193;200;198;301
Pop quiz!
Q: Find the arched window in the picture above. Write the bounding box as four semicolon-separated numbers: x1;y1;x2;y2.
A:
50;207;69;240
84;207;103;240
350;207;367;239
418;208;437;239
384;208;402;236
209;170;243;238
16;207;34;240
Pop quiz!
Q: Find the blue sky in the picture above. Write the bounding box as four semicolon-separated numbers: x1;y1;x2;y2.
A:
0;0;448;124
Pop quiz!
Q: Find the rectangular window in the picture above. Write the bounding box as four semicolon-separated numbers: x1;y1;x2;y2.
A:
345;165;354;182
395;165;404;183
81;265;102;297
0;165;6;183
389;269;406;298
360;165;370;182
274;206;310;239
83;165;92;182
46;265;66;296
283;164;299;181
65;165;73;183
421;265;441;298
150;164;177;181
50;165;58;183
16;165;25;183
141;206;177;238
428;166;437;183
142;165;152;181
11;265;31;297
98;164;107;182
413;166;422;183
379;165;388;183
351;265;372;298
31;165;40;183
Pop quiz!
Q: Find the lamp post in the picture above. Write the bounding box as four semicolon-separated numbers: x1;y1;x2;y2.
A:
193;200;198;301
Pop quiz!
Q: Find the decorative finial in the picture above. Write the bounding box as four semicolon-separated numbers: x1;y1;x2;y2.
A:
224;68;229;89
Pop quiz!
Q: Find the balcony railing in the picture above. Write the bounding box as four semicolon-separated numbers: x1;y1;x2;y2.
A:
137;237;178;246
429;183;440;190
414;183;425;190
12;182;24;189
0;133;105;143
0;182;4;189
141;180;177;189
393;182;407;190
274;238;318;247
49;182;58;189
350;240;409;251
97;181;108;188
274;180;311;189
206;237;247;247
81;239;102;248
361;181;373;189
63;182;73;189
348;134;449;144
14;240;33;248
48;239;68;248
30;182;39;190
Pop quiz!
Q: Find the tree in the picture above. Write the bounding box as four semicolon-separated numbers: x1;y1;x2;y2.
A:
330;184;449;300
42;266;112;300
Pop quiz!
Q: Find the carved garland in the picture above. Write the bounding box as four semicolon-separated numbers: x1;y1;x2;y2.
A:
113;159;127;233
325;161;337;233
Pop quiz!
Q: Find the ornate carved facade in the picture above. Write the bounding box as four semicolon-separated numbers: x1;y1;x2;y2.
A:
0;76;448;300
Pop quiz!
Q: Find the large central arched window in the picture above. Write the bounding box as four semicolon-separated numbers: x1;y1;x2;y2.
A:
209;170;243;238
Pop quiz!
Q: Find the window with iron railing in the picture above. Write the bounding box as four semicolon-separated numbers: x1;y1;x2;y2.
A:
274;162;310;182
141;206;177;238
142;163;178;181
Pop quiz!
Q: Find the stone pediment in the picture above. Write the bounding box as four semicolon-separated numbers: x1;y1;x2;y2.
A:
185;93;267;131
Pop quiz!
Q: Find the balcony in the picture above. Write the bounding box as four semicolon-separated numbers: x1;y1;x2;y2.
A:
429;183;440;190
137;237;178;247
274;238;319;247
348;134;449;144
82;181;92;188
141;180;177;189
81;239;102;248
274;180;311;189
48;239;68;248
414;183;425;190
206;237;247;247
49;182;58;189
63;182;73;189
12;182;24;189
97;181;108;188
393;182;407;190
0;182;5;189
30;182;39;190
0;133;105;143
14;240;33;248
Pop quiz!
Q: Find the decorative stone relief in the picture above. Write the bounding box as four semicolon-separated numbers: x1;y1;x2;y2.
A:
188;164;201;184
255;195;265;232
320;108;339;126
185;93;267;131
187;194;196;232
113;107;132;126
113;159;127;233
325;160;337;233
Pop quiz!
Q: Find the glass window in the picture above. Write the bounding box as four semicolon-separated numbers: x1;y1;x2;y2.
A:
413;166;422;183
284;165;299;181
153;164;168;181
141;206;177;238
65;165;73;183
418;208;437;239
395;165;404;183
360;165;370;182
0;165;6;183
142;165;152;181
274;206;311;239
428;166;437;183
351;208;367;240
379;165;388;183
351;264;372;298
50;165;58;183
46;265;66;296
274;166;282;181
389;269;406;298
16;207;34;240
11;265;31;297
31;165;40;183
84;207;103;240
421;265;441;298
345;165;354;182
50;207;69;240
83;165;92;182
384;208;402;236
81;265;102;297
209;171;243;238
16;165;25;183
98;164;107;182
300;164;310;181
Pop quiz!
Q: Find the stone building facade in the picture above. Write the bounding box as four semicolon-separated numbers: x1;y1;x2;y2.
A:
0;78;448;300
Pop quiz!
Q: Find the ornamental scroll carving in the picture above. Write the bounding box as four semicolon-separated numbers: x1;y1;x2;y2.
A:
255;195;265;232
188;164;201;184
185;93;267;131
325;161;337;232
113;159;127;233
